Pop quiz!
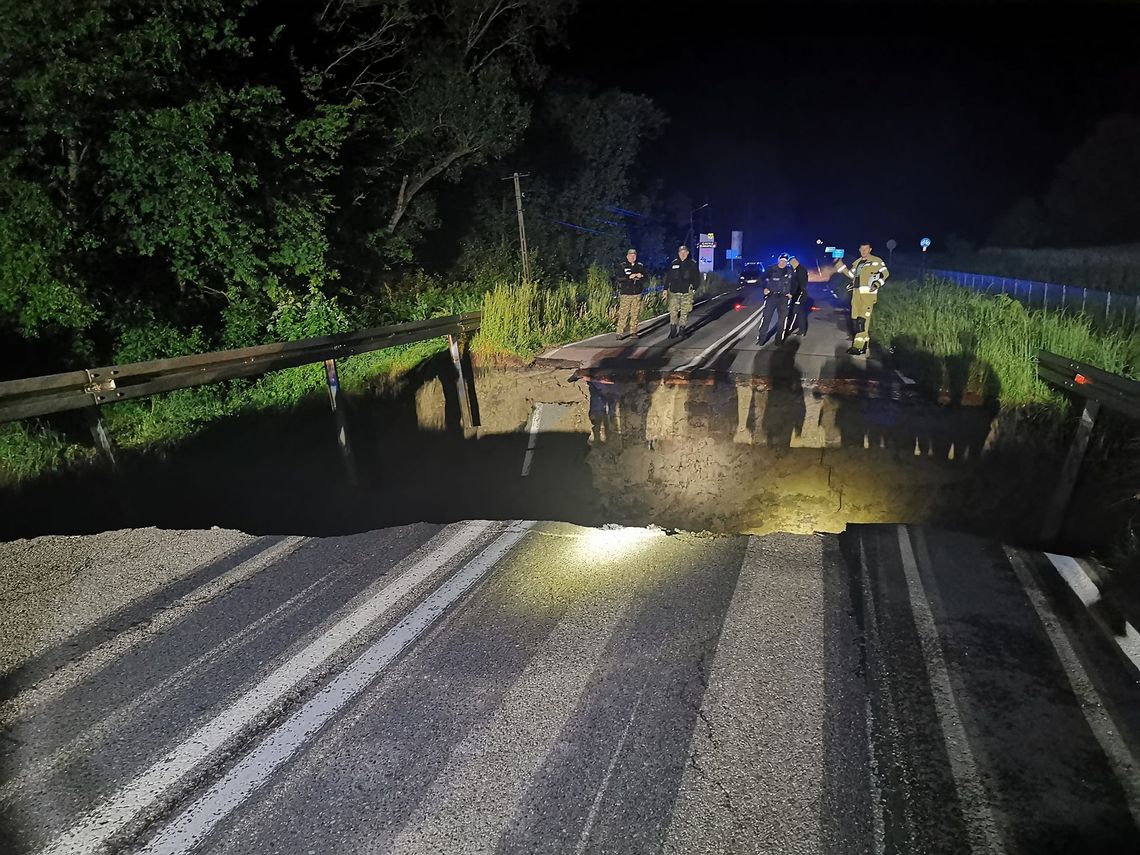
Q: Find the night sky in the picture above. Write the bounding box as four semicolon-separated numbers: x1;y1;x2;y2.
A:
554;0;1140;261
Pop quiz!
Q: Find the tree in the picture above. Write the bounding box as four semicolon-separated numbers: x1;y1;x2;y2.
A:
0;0;359;365
1045;114;1140;246
455;83;667;277
315;0;573;270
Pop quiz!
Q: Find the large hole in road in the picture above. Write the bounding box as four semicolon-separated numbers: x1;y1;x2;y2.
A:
1;356;1134;563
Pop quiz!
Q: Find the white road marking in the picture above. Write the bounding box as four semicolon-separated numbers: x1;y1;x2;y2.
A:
2;536;307;722
134;521;535;855
672;305;765;372
520;402;545;476
37;520;500;855
1045;552;1140;672
859;540;888;855
2;570;331;801
898;527;1004;854
574;676;650;855
1005;547;1140;827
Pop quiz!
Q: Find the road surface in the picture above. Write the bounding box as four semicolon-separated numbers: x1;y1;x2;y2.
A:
543;278;884;380
2;521;1138;854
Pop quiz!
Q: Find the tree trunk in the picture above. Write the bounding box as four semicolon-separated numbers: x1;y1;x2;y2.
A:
66;136;80;222
385;148;475;233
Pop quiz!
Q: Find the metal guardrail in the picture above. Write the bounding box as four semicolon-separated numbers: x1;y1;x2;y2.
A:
0;312;481;424
1037;351;1140;420
1035;350;1139;540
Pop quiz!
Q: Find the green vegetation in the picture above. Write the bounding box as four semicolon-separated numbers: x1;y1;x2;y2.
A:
0;0;675;484
875;279;1140;407
474;269;727;359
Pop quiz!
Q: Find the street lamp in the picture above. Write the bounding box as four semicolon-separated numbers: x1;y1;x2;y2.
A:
688;202;709;248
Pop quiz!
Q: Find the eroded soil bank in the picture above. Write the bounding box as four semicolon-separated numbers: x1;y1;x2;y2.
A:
3;356;1123;561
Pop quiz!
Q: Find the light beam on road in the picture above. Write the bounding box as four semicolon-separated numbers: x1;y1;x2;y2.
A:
576;525;665;562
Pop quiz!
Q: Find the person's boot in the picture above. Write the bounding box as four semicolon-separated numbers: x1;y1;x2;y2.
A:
679;323;687;337
669;324;677;339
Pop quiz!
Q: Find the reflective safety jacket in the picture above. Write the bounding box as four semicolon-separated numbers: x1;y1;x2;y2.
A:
837;254;890;293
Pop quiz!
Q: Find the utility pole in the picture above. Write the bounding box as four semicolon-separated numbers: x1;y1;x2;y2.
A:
502;172;531;284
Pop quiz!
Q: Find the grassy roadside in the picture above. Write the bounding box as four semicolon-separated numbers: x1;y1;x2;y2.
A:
874;278;1139;407
2;265;727;484
875;278;1139;579
0;338;452;486
473;270;726;360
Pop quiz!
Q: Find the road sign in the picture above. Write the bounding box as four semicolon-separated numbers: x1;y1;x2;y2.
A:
920;237;932;251
886;239;897;250
725;249;740;259
698;233;716;273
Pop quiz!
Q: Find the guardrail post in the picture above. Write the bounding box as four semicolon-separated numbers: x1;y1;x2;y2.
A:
1041;399;1100;542
323;358;357;486
84;407;118;470
448;333;478;436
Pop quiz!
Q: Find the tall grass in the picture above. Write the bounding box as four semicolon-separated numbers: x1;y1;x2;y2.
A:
476;266;624;358
875;278;1139;406
474;265;729;358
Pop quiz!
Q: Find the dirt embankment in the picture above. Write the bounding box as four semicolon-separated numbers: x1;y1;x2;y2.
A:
2;357;1125;556
406;362;1089;547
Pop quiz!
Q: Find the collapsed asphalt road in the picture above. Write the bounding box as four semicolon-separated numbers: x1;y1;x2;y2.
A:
2;521;1137;854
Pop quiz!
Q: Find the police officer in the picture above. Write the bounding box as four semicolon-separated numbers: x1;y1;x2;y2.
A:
787;253;809;336
835;242;889;355
664;244;700;338
614;247;647;340
756;253;795;345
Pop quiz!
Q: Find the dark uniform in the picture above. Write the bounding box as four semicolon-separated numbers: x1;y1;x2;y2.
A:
757;259;795;345
787;259;810;336
664;249;701;338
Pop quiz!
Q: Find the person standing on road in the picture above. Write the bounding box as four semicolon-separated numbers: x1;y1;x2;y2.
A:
787;254;810;336
757;253;795;346
835;242;890;355
614;247;647;340
664;244;701;339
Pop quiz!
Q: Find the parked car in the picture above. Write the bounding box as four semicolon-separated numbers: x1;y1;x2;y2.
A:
738;263;764;287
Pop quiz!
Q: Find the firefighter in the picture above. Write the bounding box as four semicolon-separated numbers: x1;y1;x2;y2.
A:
664;244;701;338
835;242;890;355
